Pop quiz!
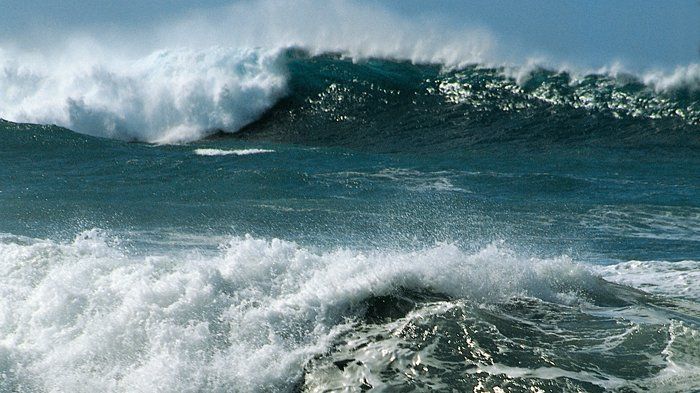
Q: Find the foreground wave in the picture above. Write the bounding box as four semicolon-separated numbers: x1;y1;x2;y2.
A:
1;48;699;144
1;230;698;392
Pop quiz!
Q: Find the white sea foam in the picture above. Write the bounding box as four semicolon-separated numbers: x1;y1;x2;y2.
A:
0;47;287;143
596;260;700;302
643;63;700;93
193;148;275;156
0;230;601;392
319;168;469;193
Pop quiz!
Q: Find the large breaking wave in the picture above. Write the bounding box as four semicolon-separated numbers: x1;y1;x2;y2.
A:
237;52;700;151
2;47;699;145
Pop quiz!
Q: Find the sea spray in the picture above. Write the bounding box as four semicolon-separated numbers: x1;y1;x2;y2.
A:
0;47;287;143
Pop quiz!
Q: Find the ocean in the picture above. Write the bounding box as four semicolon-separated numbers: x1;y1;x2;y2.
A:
1;49;699;392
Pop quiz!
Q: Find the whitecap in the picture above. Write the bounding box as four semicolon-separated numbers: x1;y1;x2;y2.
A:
193;148;275;156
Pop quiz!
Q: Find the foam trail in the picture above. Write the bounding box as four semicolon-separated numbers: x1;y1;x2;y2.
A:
193;148;275;156
0;47;287;143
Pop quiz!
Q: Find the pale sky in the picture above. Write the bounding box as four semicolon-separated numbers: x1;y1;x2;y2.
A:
1;0;698;70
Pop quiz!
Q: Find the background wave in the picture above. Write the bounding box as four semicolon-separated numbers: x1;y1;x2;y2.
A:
1;49;699;146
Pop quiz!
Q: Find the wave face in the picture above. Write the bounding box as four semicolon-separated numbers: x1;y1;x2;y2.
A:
237;51;700;151
2;49;699;145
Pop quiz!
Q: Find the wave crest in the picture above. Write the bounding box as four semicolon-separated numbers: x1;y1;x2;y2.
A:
0;47;287;143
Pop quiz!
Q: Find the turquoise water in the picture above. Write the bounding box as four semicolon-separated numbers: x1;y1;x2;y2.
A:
3;121;699;261
1;53;700;392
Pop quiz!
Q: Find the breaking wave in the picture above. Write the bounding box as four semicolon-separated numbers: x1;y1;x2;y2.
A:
1;46;698;145
2;229;683;392
0;47;287;143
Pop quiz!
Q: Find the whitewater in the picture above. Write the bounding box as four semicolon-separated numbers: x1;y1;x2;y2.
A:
1;0;698;143
2;229;699;392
